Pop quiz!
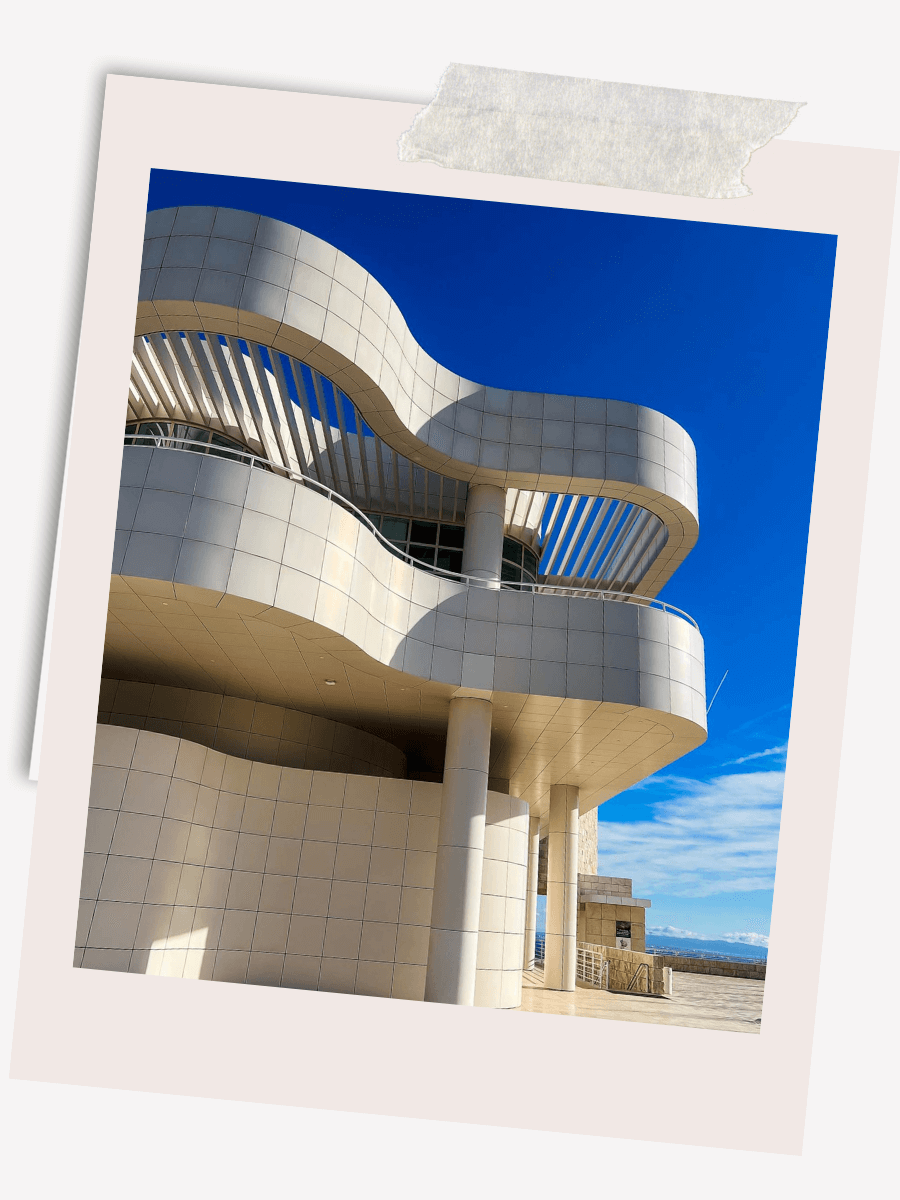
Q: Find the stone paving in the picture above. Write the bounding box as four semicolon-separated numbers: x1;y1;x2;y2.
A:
516;965;764;1033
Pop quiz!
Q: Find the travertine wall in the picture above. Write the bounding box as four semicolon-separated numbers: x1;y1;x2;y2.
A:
651;954;766;980
98;678;406;778
579;942;667;994
76;725;528;1007
577;901;646;952
578;809;598;876
579;873;632;897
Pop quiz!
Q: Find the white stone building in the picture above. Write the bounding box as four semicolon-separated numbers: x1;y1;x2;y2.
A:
75;206;707;1008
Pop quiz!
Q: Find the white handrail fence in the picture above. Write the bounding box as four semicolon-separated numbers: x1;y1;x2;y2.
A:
124;435;699;627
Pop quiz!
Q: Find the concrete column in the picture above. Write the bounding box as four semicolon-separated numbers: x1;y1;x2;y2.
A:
544;784;579;991
523;813;541;970
424;696;493;1005
462;483;506;586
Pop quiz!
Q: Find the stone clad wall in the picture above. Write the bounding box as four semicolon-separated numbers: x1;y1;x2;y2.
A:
577;810;598;875
579;942;669;995
651;954;766;980
577;901;647;953
76;725;529;1007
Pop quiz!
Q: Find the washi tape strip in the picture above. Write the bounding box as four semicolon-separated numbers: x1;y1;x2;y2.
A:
399;63;804;199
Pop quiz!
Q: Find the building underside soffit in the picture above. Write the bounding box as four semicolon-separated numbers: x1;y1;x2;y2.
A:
106;574;702;825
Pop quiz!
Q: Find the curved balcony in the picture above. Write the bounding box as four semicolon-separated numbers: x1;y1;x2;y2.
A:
118;431;696;623
135;205;699;598
109;446;707;819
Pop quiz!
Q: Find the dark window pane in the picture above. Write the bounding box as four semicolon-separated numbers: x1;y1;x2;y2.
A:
438;523;465;549
410;520;437;545
523;549;539;578
381;517;409;541
436;548;463;574
502;537;523;566
501;560;520;583
409;545;436;565
616;922;632;937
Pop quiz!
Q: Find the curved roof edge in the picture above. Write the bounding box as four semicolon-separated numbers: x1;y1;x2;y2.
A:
137;206;700;596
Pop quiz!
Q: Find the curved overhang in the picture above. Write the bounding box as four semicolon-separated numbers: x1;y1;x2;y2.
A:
109;447;707;823
136;206;700;598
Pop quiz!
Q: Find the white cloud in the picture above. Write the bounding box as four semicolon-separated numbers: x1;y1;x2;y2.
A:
721;931;769;947
726;744;788;766
597;769;783;898
647;925;769;947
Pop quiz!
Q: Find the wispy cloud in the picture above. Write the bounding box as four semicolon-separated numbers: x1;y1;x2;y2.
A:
721;931;769;947
597;769;784;898
649;924;704;939
726;743;788;766
648;925;769;948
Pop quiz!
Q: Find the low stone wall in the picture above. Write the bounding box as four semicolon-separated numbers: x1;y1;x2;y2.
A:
579;941;670;995
651;954;766;980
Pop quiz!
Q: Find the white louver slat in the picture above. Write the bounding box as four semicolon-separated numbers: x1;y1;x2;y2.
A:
128;331;667;591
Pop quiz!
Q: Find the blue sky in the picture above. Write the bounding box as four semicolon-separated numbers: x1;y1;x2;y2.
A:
147;171;837;945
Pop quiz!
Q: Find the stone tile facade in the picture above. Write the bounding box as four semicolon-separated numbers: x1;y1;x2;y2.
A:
578;901;647;953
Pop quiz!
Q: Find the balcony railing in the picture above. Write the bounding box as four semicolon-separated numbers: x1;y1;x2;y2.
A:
123;435;698;627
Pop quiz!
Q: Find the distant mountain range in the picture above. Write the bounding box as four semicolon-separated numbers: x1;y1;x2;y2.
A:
646;936;767;961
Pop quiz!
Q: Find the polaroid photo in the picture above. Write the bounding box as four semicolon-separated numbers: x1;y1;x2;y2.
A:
11;75;897;1155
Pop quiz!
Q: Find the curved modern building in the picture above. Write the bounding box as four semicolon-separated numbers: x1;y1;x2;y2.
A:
75;206;707;1009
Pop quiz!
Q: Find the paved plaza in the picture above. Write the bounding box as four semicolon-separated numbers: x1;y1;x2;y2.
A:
516;965;764;1033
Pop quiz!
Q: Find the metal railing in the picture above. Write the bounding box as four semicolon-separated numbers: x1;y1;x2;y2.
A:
626;962;652;993
576;944;609;990
123;435;698;626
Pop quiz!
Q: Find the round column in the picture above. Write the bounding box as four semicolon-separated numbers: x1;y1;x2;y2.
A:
544;784;579;991
424;696;493;1005
523;813;541;970
462;483;506;587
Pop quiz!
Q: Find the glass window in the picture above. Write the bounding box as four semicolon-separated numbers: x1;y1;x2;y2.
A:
436;548;463;574
502;537;523;566
438;524;465;549
356;511;536;586
381;517;409;541
410;520;438;545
